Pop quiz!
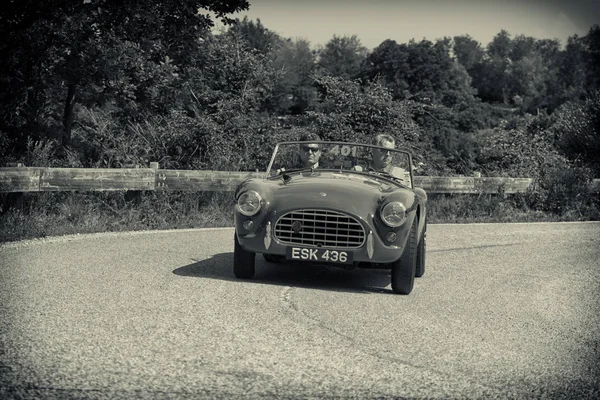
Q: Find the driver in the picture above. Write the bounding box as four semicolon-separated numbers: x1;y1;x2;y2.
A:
298;132;322;169
275;132;322;175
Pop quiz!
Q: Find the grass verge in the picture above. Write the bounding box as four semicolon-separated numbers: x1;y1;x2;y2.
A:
1;190;598;244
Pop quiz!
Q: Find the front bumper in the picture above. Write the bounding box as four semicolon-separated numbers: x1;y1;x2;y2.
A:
235;210;413;264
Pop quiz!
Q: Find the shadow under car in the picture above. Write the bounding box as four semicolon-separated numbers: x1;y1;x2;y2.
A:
173;252;395;294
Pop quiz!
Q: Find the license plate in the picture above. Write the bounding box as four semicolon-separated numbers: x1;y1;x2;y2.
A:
286;247;353;264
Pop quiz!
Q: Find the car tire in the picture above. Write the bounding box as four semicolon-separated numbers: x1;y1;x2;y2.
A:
391;219;418;295
234;233;255;279
415;220;426;278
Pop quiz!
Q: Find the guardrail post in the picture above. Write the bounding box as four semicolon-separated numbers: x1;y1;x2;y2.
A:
473;171;482;197
150;162;160;191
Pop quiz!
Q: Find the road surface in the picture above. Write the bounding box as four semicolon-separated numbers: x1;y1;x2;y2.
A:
1;222;599;399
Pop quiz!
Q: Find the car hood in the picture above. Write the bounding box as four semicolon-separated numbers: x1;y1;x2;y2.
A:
246;171;413;217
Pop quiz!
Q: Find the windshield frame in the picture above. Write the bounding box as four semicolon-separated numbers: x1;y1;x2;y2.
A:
264;141;414;188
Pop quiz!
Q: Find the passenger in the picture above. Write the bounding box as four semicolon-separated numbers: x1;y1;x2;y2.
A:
355;133;410;185
372;133;395;171
353;133;396;172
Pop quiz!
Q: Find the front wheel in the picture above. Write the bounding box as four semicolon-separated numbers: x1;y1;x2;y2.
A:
234;233;255;279
391;220;418;294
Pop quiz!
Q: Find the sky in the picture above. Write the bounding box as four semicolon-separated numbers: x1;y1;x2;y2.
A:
230;0;600;49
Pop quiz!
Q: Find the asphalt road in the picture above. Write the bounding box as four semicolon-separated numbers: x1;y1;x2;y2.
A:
1;222;599;399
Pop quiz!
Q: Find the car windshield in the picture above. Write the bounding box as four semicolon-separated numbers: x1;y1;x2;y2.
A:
265;141;413;188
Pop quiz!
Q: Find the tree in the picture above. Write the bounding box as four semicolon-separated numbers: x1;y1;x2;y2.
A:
487;29;512;59
0;0;250;149
228;17;283;55
362;38;476;105
502;35;565;112
554;25;600;105
471;31;564;110
452;34;485;72
476;30;513;103
584;24;600;91
558;35;588;100
317;34;368;79
73;31;281;171
508;51;548;111
360;39;411;99
509;34;536;61
404;38;455;100
532;38;563;112
184;35;281;170
268;38;318;115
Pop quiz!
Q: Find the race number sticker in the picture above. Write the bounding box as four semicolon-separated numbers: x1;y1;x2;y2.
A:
329;145;357;157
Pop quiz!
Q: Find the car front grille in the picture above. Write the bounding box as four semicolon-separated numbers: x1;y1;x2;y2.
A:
274;209;366;248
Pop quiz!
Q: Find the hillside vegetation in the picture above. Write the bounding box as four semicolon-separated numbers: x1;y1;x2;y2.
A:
1;1;599;241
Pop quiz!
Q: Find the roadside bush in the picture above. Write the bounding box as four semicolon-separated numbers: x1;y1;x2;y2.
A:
0;191;236;243
423;193;552;223
455;101;505;132
2;185;598;243
429;126;482;174
477;115;570;177
306;76;421;145
526;167;600;217
71;105;150;168
551;91;600;174
24;138;61;167
0;131;14;165
410;101;504;175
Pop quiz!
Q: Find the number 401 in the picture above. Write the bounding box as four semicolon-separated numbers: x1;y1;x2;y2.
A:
329;145;357;157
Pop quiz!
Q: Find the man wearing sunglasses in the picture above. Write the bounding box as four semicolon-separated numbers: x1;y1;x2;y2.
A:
274;132;322;175
298;132;322;169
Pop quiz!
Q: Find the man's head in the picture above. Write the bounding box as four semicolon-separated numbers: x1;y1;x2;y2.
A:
298;132;322;168
372;133;395;170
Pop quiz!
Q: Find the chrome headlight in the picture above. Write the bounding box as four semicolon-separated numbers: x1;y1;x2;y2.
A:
380;201;407;227
236;190;263;216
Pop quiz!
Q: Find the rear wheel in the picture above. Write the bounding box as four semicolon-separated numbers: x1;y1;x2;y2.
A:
234;233;255;279
391;220;418;294
415;219;426;278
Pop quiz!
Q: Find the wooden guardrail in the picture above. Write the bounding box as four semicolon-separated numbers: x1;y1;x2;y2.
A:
0;166;598;194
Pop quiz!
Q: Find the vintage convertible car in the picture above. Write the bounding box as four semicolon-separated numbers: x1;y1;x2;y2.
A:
233;141;427;294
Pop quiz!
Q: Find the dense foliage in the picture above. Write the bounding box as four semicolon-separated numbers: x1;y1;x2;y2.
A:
1;4;599;189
